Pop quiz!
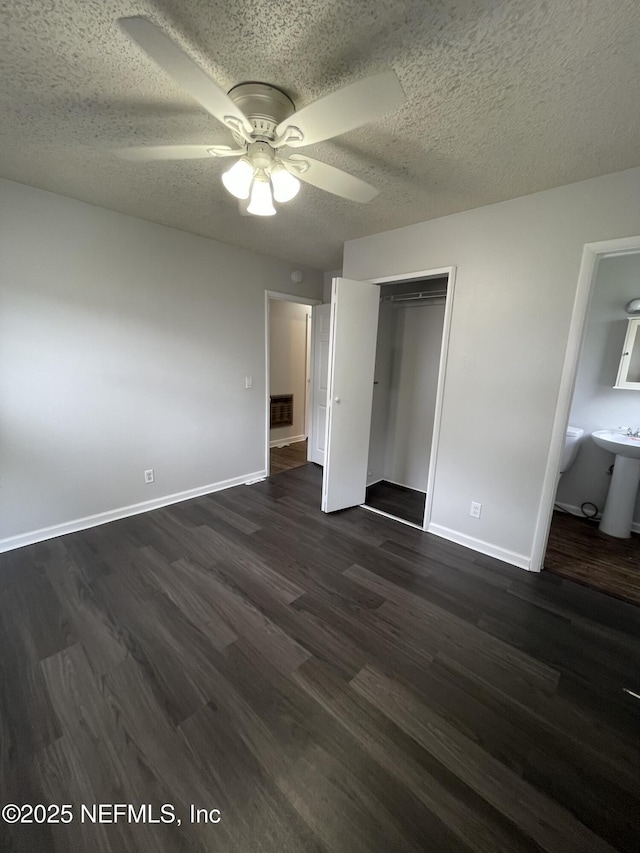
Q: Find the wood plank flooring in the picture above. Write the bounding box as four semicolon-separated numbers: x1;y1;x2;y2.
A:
1;463;640;852
365;480;426;526
545;510;640;605
269;439;308;475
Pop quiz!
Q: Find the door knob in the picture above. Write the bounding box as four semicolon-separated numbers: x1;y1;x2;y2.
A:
334;397;341;403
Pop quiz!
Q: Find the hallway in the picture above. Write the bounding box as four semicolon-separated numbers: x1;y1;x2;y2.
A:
270;439;308;475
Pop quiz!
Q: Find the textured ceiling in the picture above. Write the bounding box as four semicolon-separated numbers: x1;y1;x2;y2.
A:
1;0;640;270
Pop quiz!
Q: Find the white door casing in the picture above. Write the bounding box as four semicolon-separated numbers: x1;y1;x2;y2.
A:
322;277;380;512
308;304;331;465
305;311;312;437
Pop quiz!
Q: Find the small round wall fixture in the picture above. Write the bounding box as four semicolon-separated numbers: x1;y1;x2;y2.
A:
291;270;304;284
625;298;640;315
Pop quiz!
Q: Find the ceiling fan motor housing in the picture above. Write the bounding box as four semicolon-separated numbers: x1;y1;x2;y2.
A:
227;82;295;143
247;140;275;169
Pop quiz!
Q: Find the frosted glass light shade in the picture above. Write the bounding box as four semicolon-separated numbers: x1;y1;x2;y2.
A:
247;175;276;216
221;157;254;199
625;298;640;315
271;162;300;203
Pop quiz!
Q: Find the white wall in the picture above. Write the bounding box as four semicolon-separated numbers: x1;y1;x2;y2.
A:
344;167;640;568
269;300;310;445
0;179;322;547
384;304;446;491
368;303;446;491
368;303;397;484
558;253;640;524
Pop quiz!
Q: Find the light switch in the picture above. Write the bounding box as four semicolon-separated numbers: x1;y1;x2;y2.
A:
245;376;253;389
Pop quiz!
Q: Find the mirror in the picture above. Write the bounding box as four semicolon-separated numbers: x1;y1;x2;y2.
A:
614;318;640;389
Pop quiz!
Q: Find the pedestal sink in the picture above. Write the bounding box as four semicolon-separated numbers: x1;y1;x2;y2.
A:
591;430;640;538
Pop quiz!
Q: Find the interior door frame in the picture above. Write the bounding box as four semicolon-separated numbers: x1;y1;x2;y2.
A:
308;303;333;467
264;291;321;476
530;235;640;572
304;311;313;438
360;265;457;531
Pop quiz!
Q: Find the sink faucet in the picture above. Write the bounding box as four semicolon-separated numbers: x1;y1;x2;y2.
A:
624;427;640;437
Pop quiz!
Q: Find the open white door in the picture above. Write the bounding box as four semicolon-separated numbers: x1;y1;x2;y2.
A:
322;277;380;512
308;304;331;465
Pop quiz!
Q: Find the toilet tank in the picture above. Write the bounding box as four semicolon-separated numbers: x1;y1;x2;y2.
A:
560;425;584;473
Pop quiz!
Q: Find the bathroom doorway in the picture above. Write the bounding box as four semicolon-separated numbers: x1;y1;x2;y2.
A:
535;238;640;605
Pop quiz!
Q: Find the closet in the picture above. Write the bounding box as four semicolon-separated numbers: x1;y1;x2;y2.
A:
320;270;453;521
363;277;448;526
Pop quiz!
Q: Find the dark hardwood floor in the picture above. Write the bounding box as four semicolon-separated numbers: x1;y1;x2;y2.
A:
545;510;640;605
270;439;308;475
1;463;639;852
365;480;426;526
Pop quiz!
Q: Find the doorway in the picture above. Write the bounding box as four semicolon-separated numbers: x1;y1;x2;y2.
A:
265;292;320;476
364;276;449;527
321;267;455;530
533;236;640;604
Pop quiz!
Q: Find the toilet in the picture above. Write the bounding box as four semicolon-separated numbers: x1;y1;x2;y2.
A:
560;425;584;474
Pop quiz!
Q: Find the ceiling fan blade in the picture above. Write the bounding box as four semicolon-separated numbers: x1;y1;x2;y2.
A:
286;155;379;203
208;145;246;157
276;71;405;148
115;144;225;161
118;16;252;135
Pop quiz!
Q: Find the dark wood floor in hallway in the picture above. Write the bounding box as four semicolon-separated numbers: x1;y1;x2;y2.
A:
1;463;639;852
269;439;308;475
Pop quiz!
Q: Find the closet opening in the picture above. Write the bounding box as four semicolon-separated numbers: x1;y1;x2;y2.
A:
362;275;449;528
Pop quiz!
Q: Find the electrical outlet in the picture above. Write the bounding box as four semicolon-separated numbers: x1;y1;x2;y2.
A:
470;501;482;518
144;468;154;484
245;376;253;389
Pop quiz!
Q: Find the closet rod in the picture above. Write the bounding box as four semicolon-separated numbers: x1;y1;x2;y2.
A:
382;290;447;304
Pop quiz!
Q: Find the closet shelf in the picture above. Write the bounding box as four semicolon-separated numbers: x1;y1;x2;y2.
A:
381;290;447;306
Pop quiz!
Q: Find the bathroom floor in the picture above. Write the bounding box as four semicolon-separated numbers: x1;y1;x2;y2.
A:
545;510;640;605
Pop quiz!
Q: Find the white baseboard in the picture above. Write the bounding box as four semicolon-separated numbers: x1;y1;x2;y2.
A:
554;501;600;518
554;500;640;534
269;434;306;448
427;523;533;571
0;469;267;554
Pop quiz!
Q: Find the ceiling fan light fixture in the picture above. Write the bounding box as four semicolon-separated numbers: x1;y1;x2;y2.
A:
247;172;276;216
221;156;254;199
270;162;300;203
117;20;407;214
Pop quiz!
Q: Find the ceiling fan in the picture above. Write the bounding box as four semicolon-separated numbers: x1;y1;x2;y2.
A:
116;16;406;216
